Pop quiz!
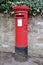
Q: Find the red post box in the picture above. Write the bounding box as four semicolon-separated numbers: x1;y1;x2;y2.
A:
13;6;30;60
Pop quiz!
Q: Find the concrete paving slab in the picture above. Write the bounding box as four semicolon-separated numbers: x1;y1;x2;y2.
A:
0;52;43;65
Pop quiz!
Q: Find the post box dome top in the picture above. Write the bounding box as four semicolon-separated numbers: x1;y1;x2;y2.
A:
13;6;30;11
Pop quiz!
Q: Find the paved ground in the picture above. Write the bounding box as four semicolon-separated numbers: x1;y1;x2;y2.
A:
0;52;43;65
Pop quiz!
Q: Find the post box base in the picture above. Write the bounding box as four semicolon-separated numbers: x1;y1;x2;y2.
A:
15;46;28;61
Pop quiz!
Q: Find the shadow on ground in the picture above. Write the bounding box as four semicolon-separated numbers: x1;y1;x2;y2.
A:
0;52;43;65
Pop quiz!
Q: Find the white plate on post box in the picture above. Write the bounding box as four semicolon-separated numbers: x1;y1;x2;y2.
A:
17;19;22;27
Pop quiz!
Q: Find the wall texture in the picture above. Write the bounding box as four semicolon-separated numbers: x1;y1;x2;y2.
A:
0;14;15;52
0;13;43;57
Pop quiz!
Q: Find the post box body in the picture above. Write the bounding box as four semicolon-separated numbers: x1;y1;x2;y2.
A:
13;6;29;48
15;12;28;47
13;6;29;59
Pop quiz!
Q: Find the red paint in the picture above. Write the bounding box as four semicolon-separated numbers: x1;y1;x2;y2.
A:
13;6;30;47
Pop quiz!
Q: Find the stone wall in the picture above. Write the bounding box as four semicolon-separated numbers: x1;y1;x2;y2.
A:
28;15;43;57
0;14;15;52
0;13;43;57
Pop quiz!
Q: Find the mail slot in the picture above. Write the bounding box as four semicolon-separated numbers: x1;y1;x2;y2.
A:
13;6;30;61
15;14;24;17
